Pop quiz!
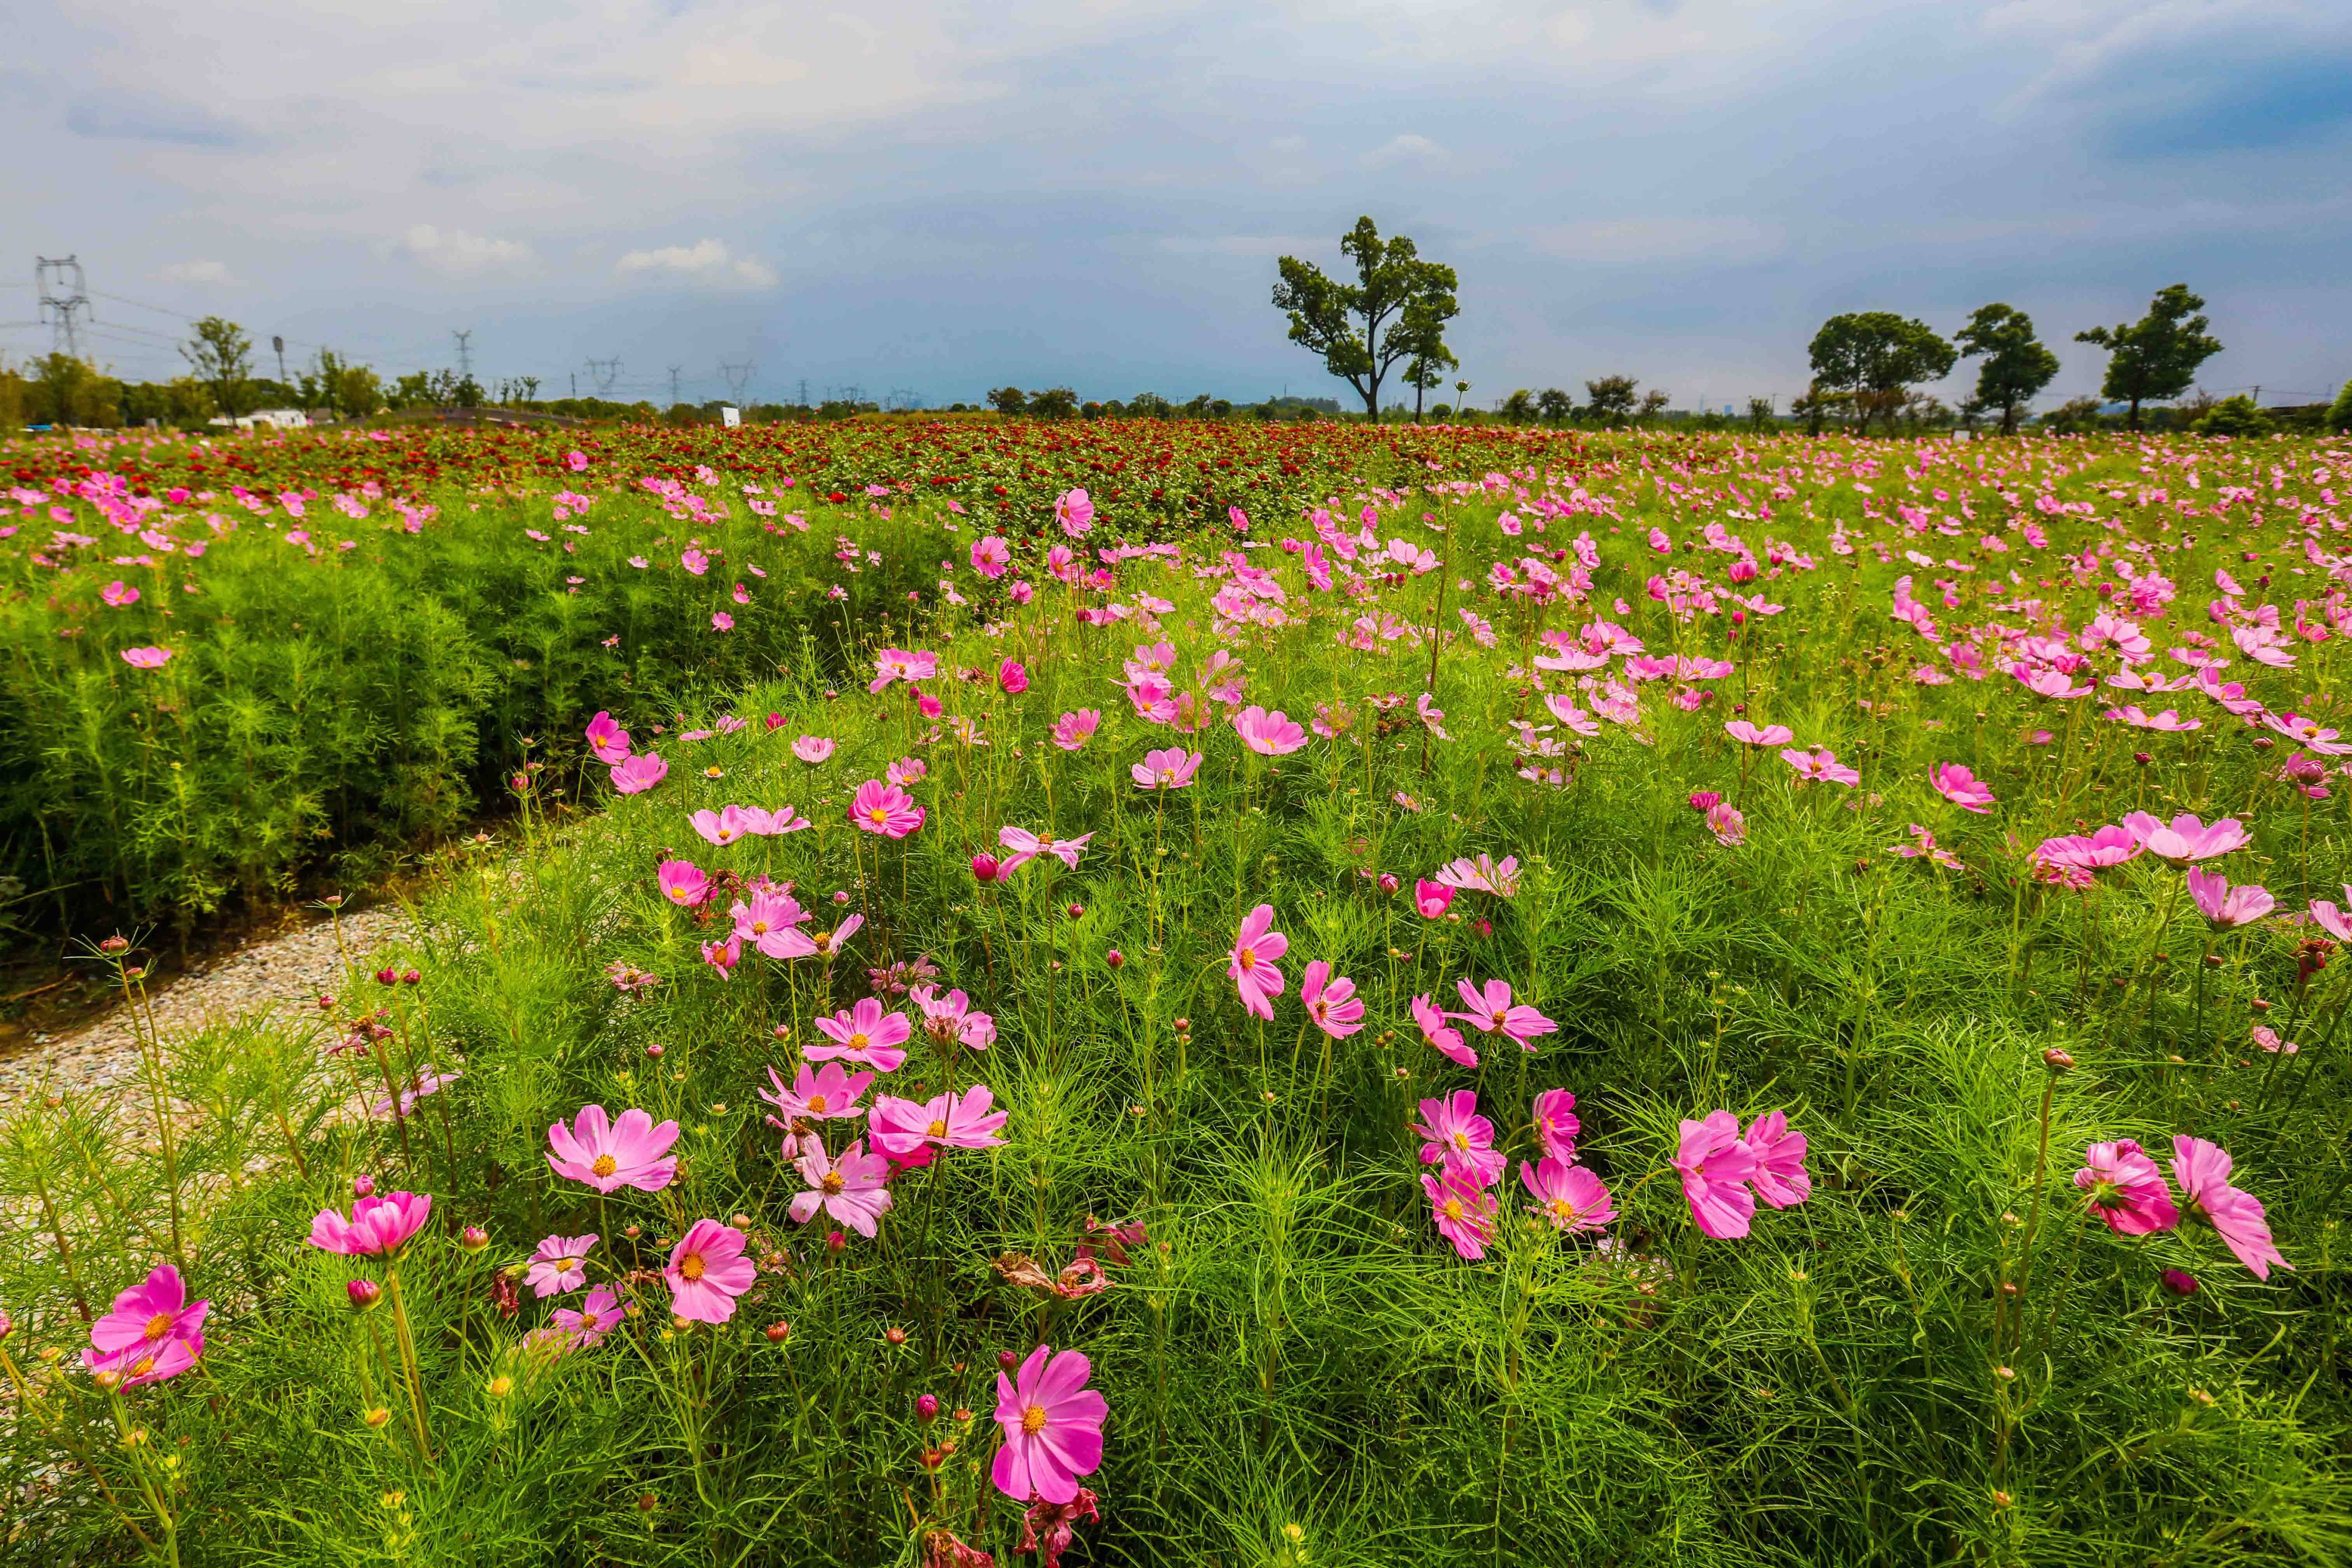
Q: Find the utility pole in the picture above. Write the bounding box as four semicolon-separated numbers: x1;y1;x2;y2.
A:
797;377;810;408
35;255;93;360
588;358;620;395
453;330;474;380
720;359;754;402
273;335;289;385
570;371;577;399
668;364;684;407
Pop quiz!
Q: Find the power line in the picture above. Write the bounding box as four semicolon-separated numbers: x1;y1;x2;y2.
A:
720;358;754;402
35;256;93;360
668;364;684;406
453;329;473;380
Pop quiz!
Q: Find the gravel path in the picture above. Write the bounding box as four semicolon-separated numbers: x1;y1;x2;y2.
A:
0;905;416;1111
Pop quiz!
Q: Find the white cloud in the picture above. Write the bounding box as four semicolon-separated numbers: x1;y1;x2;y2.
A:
400;223;535;278
160;259;238;285
1361;133;1443;170
614;238;778;288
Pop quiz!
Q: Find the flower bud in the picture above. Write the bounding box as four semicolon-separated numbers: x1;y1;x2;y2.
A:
1173;1016;1190;1032
1066;902;1085;919
364;1406;392;1429
487;1375;513;1398
402;969;421;986
353;1174;376;1199
826;1230;845;1254
971;854;1003;884
917;1393;940;1423
765;1320;791;1343
832;890;851;905
999;1349;1019;1370
348;1278;382;1311
1378;872;1401;893
99;935;131;955
885;1326;908;1347
461;1225;490;1253
2042;1048;2074;1073
2161;1268;2198;1297
645;1043;664;1059
1106;949;1124;969
375;968;398;986
0;1309;13;1342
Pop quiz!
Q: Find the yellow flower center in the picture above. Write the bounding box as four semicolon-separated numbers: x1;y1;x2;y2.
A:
752;919;770;934
822;1171;846;1194
1238;949;1255;970
848;1032;869;1050
927;1119;948;1138
1442;1198;1464;1222
591;1154;617;1178
679;1253;706;1281
143;1313;174;1342
808;1095;829;1114
131;1355;156;1377
557;1256;580;1271
1451;1131;1471;1150
1022;1405;1048;1435
1550;1199;1577;1220
867;808;888;823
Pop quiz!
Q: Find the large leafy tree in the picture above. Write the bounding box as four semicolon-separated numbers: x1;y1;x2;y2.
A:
180;316;254;418
1274;217;1458;423
1583;375;1639;425
1806;313;1955;434
2075;284;2223;431
1955;303;2060;435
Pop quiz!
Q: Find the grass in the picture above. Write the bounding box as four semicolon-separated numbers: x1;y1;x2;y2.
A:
0;425;2349;1566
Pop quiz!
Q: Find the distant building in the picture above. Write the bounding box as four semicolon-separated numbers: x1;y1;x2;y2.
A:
207;408;316;431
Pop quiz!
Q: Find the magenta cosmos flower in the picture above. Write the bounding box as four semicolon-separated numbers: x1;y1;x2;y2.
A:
1532;1088;1578;1162
850;779;925;837
584;710;632;763
1414;879;1455;919
2171;1136;2289;1279
993;1344;1107;1505
1423;1166;1500;1259
1228;904;1288;1019
761;1061;874;1128
526;1234;598;1297
1448;978;1558;1049
733;890;818;959
690;805;760;847
793;735;836;763
2073;1140;2179;1236
1232;705;1308;756
999;825;1093;873
88;1263;209;1364
2308;888;2352;942
1301;961;1365;1037
546;1105;680;1194
787;1136;894;1237
869;1085;1010;1157
121;646;173;669
1724;719;1792;746
610;753;668;794
971;536;1011;577
2123;812;2249;866
1929;762;1996;813
2034;825;2141;872
657;858;710;907
1130;747;1201;789
1411;994;1478;1068
1052;710;1101;751
1413;1090;1505;1186
1520;1158;1614;1235
1780;746;1861;786
2186;867;2274;928
665;1219;757;1323
808;997;912;1072
1674;1112;1759;1239
911;985;998;1051
546;1286;623;1350
309;1190;433;1255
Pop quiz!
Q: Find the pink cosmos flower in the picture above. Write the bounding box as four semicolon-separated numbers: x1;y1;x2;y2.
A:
1412;1090;1504;1186
2034;825;2141;871
807;914;864;961
747;805;811;836
793;735;836;764
1018;1492;1099;1568
1531;1088;1579;1163
2187;867;2274;928
585;710;632;764
998;658;1030;695
88;1264;209;1365
911;985;998;1051
1232;705;1308;755
1052;710;1101;751
1414;879;1455;919
809;997;913;1072
760;1061;874;1130
665;1219;757;1323
850;779;925;837
999;825;1094;873
1422;1166;1500;1259
1054;488;1095;538
787;1136;895;1237
711;611;734;632
1300;960;1365;1037
1706;801;1747;846
869;1085;1010;1157
1228;903;1287;1019
610;753;668;794
992;1344;1107;1505
549;1286;622;1349
308;1190;434;1255
1130;747;1201;788
971;536;1011;577
2122;812;2249;866
1448;977;1558;1048
656;858;709;907
731;890;817;958
1724;720;1793;746
2073;1140;2179;1236
1412;993;1478;1068
2266;713;2352;755
1929;762;1996;813
546;1105;680;1193
1740;1112;1810;1209
371;1069;459;1120
1674;1111;1759;1239
1781;746;1861;786
2171;1136;2289;1279
1520;1159;1615;1235
566;449;588;472
691;805;760;847
101;579;141;608
121;646;173;669
526;1233;598;1297
701;934;742;976
1434;854;1520;897
2307;890;2352;942
869;648;940;693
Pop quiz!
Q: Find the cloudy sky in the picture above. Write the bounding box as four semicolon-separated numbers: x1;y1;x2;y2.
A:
7;0;2348;412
